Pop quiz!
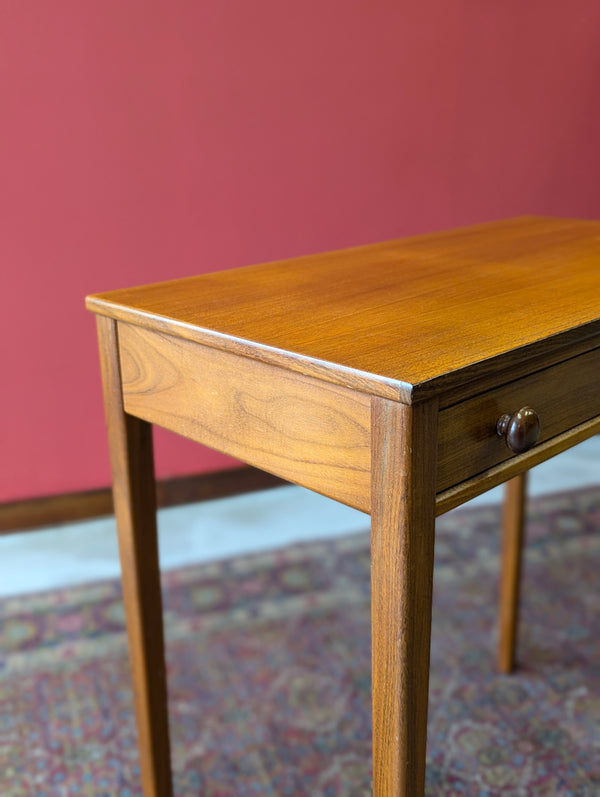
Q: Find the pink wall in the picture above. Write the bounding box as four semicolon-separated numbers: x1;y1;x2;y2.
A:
2;1;600;503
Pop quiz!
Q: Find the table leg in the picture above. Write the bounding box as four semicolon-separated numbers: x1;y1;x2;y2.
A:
96;316;173;797
498;472;527;674
370;397;438;796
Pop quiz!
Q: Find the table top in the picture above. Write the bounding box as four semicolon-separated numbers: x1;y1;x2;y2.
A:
87;216;600;403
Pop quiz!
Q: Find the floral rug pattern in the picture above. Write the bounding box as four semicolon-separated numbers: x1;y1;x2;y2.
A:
1;486;599;795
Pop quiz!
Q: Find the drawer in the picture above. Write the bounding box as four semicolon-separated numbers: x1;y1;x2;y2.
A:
437;347;600;492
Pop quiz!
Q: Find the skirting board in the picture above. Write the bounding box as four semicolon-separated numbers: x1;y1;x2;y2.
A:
0;467;287;535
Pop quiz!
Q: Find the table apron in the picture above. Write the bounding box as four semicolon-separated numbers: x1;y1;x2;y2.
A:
117;322;372;512
117;322;600;516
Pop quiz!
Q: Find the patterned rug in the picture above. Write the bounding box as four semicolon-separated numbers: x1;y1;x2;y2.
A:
1;486;598;796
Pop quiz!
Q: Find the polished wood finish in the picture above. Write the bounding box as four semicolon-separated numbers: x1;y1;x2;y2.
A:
88;216;600;797
96;316;173;797
371;396;438;797
498;473;528;674
87;216;600;405
118;321;600;506
118;323;371;512
0;467;286;534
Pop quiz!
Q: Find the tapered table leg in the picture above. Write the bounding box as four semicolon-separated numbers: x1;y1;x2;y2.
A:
96;316;173;797
370;397;438;797
498;472;527;674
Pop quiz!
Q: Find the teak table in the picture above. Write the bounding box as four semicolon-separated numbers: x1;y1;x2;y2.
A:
87;216;600;796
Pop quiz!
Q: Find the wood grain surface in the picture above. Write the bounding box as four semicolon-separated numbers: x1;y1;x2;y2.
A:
87;216;600;404
118;323;371;512
86;217;600;797
370;397;438;796
119;322;599;505
96;316;173;797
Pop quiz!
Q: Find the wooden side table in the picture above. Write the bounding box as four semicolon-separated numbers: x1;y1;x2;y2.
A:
87;216;600;796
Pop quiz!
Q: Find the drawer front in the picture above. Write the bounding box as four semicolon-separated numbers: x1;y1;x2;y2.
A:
437;347;600;492
118;323;372;512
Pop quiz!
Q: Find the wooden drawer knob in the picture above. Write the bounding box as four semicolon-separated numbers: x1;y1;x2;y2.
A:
496;407;541;454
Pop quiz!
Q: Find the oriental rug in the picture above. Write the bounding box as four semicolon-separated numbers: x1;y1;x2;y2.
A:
1;486;599;796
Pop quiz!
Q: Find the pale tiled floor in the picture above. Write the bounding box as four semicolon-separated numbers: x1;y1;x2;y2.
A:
0;437;598;598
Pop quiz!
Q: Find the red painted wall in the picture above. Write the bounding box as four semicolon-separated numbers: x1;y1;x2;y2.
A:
2;2;600;502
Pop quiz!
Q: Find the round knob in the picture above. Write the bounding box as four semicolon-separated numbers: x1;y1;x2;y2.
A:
496;407;541;454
